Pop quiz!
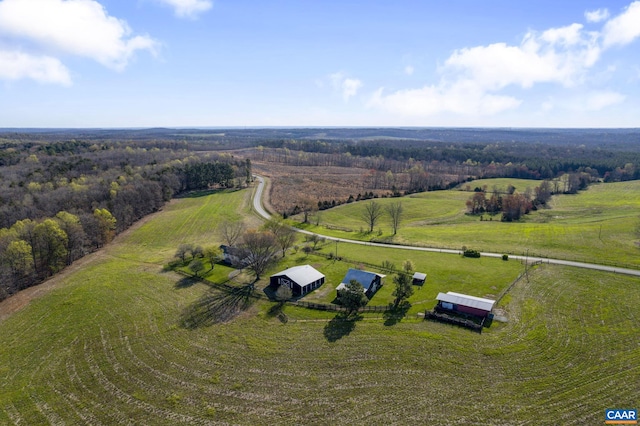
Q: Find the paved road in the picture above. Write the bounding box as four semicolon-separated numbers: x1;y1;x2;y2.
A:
252;176;640;278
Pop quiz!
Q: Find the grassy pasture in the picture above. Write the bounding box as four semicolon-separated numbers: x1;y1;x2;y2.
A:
297;179;640;267
1;186;639;425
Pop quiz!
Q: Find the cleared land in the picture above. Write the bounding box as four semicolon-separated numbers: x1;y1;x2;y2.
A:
294;179;640;268
0;183;639;425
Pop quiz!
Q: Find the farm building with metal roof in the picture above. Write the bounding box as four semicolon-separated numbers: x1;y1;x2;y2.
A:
436;291;496;318
270;265;325;297
336;268;385;298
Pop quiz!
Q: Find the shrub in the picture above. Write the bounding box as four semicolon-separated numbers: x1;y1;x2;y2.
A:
502;254;509;261
463;249;481;258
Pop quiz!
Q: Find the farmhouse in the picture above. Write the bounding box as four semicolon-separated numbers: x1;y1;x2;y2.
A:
336;268;385;298
436;291;496;318
412;272;427;285
270;265;325;297
219;245;244;265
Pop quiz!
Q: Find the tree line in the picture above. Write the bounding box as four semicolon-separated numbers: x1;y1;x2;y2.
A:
463;175;590;221
0;208;116;298
256;137;640;182
0;137;252;301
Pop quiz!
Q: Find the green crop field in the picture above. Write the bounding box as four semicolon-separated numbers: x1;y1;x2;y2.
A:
296;179;640;267
0;184;639;425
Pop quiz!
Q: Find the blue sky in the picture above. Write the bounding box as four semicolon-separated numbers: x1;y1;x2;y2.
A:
1;0;639;127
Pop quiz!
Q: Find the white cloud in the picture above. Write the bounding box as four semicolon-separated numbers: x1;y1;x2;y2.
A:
445;24;601;90
371;20;608;118
155;0;212;18
541;99;554;112
585;8;609;23
602;1;640;47
368;81;521;117
342;78;363;101
0;0;158;72
404;65;414;76
0;49;72;85
330;72;362;101
584;91;625;110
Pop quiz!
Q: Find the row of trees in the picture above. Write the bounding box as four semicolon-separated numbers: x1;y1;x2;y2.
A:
465;178;574;221
361;200;404;234
0;209;116;299
255;134;640;182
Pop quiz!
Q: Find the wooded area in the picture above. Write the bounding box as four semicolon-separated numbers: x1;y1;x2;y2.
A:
0;133;251;300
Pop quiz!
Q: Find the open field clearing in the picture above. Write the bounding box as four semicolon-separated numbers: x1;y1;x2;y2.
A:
294;180;640;267
1;187;639;424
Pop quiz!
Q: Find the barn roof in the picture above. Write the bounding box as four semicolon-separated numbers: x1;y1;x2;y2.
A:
340;268;385;291
271;265;324;287
436;291;496;312
413;272;427;281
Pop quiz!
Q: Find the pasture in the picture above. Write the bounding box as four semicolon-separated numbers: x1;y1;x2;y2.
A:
298;179;640;267
0;185;639;425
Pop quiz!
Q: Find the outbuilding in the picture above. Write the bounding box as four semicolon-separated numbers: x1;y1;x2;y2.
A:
436;291;495;318
412;272;427;285
336;268;385;298
270;265;325;297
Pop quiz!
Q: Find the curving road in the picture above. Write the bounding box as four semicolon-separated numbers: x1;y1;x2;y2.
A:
252;175;640;277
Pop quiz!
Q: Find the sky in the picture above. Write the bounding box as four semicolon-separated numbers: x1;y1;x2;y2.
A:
1;0;640;128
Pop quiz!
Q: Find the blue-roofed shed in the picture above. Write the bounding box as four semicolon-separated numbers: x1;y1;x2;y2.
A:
336;268;385;298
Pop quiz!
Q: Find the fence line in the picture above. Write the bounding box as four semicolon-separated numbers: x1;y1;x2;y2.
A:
290;300;389;313
425;310;483;333
315;252;399;275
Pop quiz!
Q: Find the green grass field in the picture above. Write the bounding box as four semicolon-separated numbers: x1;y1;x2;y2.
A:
0;183;639;425
296;179;640;267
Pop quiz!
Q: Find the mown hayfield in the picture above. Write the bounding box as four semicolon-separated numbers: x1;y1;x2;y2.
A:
1;186;639;425
297;179;640;267
120;188;259;264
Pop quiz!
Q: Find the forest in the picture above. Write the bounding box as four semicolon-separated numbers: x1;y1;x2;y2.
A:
1;127;638;300
0;134;251;300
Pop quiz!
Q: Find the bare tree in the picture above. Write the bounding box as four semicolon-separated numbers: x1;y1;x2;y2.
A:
361;200;383;233
386;201;404;235
305;234;324;250
402;260;414;274
238;231;277;281
299;196;317;224
175;243;193;263
264;218;297;257
220;220;245;247
275;285;292;303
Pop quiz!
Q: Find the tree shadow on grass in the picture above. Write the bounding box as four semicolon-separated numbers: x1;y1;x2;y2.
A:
323;312;360;342
174;276;198;289
179;284;258;329
383;301;411;327
266;302;289;323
